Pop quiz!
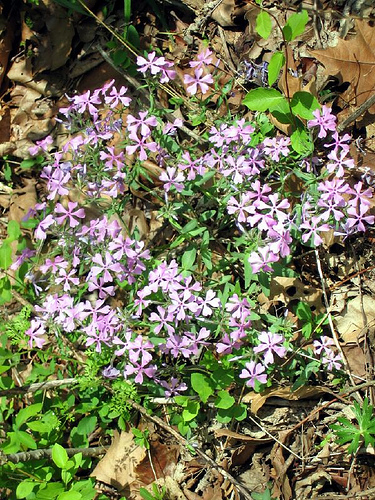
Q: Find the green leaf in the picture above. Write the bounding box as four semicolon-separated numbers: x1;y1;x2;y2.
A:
191;373;214;403
16;480;36;498
76;415;97;436
52;443;69;469
296;302;312;322
16;430;37;450
182;401;200;422
290;91;320;119
0;242;12;270
15;402;43;429
126;24;140;48
7;220;21;241
283;10;309;41
35;482;65;499
182;246;197;270
57;492;82;500
140;488;156;500
214;390;235;409
267;51;285;86
291;124;314;155
243;88;286;112
256;11;272;39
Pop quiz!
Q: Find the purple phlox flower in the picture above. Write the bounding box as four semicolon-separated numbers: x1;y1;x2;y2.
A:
150;306;175;335
87;276;116;299
29;135;53;156
160;333;193;358
200;290;221;316
209;124;229;148
248;180;272;207
147;260;182;294
184;327;210;355
239;361;267;388
71;89;101;116
300;215;331;247
262;136;290;162
104;85;131;107
253;331;287;366
307;105;337;138
348;181;373;209
246;146;265;172
229;313;251;341
99;147;125;170
159;59;177;83
72;248;81;268
313;336;334;356
10;248;36;271
108;235;137;261
136;51;166;75
158;377;188;397
189;48;213;69
128;334;154;365
178;152;206;180
256;193;290;227
39;256;69;274
163;118;183;136
184;68;214;95
102;366;121;379
62;301;91;332
127;111;158;137
168;289;200;321
321;350;342;370
324;131;351;154
124;361;157;384
346;204;375;232
159;166;185;193
90;251;124;283
221;155;254;184
25;319;46;349
46;168;71;200
268;225;293;258
178;275;202;294
227;193;253;223
317;197;346;222
55;268;80;292
126;132;158;161
54;201;85;228
113;329;133;357
134;288;152;317
248;246;279;274
225;294;251;319
317;178;351;205
216;333;243;355
84;328;109;353
327;148;355;177
35;214;55;240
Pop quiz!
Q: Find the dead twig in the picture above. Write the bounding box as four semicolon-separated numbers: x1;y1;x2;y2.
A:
0;377;78;397
0;446;108;465
337;93;375;133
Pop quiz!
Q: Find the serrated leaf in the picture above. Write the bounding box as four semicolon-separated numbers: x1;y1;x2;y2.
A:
268;52;285;86
283;10;309;41
256;11;272;39
243;88;286;112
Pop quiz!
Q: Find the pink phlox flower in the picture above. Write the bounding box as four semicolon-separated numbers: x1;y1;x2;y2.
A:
71;90;101;116
248;180;272;207
256;193;290;226
136;51;166;75
224;118;254;144
246;147;265;173
227;193;254;223
262;136;290;161
55;268;80;292
108;235;137;261
35;214;55;240
189;48;213;69
184;327;211;355
239;361;267;388
184;68;214;95
87;277;116;299
178;152;206;180
268;226;292;258
126;132;158;161
148;260;182;293
324;131;351;153
39;256;69;274
127;334;154;365
216;333;242;355
225;294;251;319
253;331;287;366
104;85;131;107
159;166;185;193
178;275;202;294
133;288;151;317
248;246;279;274
229;314;251;341
168;289;200;321
163;119;183;136
99;147;125;170
113;329;133;357
149;306;175;335
54;201;85;228
221;155;254;184
317;178;351;205
348;181;373;209
102;366;121;379
62;301;90;332
200;290;221;316
90;251;124;283
25;319;46;349
127;111;158;137
159;59;177;83
313;336;334;356
300;216;331;247
321;350;342;370
29;135;53;156
46;168;71;200
307;105;337;138
317;197;346;222
209;124;229;148
327;148;355;177
346;204;375;232
124;361;157;384
158;377;188;397
160;334;193;358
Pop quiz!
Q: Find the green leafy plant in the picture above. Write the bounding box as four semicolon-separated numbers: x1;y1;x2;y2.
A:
330;398;375;454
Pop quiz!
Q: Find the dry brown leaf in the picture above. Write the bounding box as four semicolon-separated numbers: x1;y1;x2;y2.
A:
334;294;375;343
242;386;332;415
310;20;375;113
9;179;37;224
270;430;292;500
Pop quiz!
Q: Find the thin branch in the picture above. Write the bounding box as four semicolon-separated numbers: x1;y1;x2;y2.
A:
337;92;375;133
0;446;108;465
0;378;78;397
